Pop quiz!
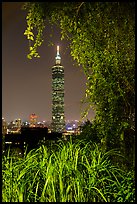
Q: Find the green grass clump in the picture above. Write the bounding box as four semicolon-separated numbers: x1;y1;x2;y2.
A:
2;139;135;202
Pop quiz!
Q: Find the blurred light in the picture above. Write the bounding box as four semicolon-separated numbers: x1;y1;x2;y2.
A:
67;127;72;130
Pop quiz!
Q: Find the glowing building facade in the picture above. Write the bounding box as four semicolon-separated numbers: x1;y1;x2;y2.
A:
29;113;38;127
51;46;65;132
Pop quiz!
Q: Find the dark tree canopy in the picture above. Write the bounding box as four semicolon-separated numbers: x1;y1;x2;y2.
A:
23;2;135;151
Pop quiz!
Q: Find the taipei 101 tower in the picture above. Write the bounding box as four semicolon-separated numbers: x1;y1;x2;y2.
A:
51;46;65;132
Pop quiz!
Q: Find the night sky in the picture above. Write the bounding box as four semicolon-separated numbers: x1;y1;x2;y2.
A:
2;2;95;123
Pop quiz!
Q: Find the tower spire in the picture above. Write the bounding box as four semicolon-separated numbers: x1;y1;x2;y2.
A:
57;45;59;55
55;45;61;65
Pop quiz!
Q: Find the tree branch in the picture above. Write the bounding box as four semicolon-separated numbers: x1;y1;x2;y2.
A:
77;2;84;15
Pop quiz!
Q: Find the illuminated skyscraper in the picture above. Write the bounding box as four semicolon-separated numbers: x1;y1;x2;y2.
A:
51;46;65;132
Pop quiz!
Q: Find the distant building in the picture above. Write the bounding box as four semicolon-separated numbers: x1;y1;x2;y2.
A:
22;121;30;127
51;46;65;132
8;121;15;129
15;118;21;128
2;118;7;135
7;119;22;134
29;113;38;127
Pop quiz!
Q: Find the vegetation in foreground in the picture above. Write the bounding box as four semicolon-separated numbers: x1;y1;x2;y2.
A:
2;3;135;202
22;2;135;172
2;139;135;202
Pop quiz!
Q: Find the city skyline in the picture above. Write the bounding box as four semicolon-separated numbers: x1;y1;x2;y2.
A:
2;2;95;123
